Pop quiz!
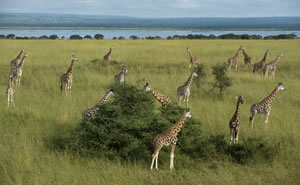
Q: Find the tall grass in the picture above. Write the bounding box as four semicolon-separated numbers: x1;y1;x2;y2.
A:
0;40;299;185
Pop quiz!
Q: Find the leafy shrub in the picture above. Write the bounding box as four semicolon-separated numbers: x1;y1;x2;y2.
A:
62;83;278;165
212;63;232;95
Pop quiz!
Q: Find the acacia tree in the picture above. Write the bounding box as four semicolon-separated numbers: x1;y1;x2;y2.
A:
212;63;232;95
94;34;104;40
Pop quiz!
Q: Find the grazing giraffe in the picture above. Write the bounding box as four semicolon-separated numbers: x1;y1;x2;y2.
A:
151;108;192;171
177;72;198;105
10;48;24;68
250;83;285;128
82;90;114;120
15;53;28;86
228;46;243;71
103;46;114;63
114;64;127;83
263;53;283;79
187;47;200;68
241;47;254;69
229;96;243;144
60;55;78;92
144;82;172;106
6;74;14;108
253;49;270;73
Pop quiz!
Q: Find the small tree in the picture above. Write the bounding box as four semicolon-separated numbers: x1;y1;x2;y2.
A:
84;35;92;40
112;37;117;40
49;35;59;40
118;36;125;40
94;34;104;40
70;35;83;40
166;36;172;40
212;63;232;95
130;35;139;40
61;36;65;40
194;64;206;92
39;35;49;39
6;34;15;39
0;35;6;39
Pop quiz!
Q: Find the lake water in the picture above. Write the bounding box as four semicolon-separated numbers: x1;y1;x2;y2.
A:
0;29;299;39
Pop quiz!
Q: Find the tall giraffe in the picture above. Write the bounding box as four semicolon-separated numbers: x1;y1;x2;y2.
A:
250;83;285;128
187;47;200;68
15;53;28;86
82;90;114;120
228;46;243;71
253;49;270;73
144;82;172;106
229;96;243;144
263;53;283;79
151;108;192;170
6;74;14;108
114;64;127;83
60;55;78;92
241;47;254;69
103;46;114;63
10;48;24;68
177;72;198;105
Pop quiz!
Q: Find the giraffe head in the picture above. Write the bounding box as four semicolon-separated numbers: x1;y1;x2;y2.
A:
71;55;78;62
144;82;152;92
192;72;198;77
108;91;114;96
266;49;270;55
187;47;190;52
236;95;244;104
279;53;283;57
24;53;28;57
111;46;114;50
185;108;192;118
240;46;244;50
277;82;285;91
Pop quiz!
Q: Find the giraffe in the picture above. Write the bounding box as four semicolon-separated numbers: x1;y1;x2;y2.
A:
82;90;114;120
263;53;283;79
177;72;198;105
15;53;28;86
187;47;200;68
241;47;254;69
114;64;127;83
60;55;78;92
6;74;14;108
10;48;24;68
249;83;285;128
229;96;243;144
151;108;192;171
253;49;270;73
228;46;243;71
144;82;172;106
103;46;114;63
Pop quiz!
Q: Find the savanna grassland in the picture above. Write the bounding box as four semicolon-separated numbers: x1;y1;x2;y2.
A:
0;40;299;185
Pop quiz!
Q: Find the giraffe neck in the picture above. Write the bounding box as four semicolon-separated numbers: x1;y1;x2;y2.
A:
99;92;113;105
17;55;27;68
272;56;281;65
187;50;194;59
261;51;269;63
262;87;279;105
234;100;241;119
242;50;249;58
184;74;195;89
234;49;241;57
107;48;112;56
121;66;126;74
67;61;75;74
169;114;187;136
15;49;24;60
151;89;163;100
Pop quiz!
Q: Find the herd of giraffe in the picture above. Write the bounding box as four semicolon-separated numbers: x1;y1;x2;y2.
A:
6;45;285;171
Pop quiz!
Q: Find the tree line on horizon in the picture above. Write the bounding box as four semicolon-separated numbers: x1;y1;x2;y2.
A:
0;33;297;40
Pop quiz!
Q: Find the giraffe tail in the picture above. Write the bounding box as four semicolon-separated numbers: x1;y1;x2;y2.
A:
60;84;63;91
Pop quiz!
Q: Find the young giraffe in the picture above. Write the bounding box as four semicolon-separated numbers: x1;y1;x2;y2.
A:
144;82;172;106
15;53;28;86
250;83;285;128
114;64;127;83
229;96;243;144
10;48;24;68
6;74;14;108
228;46;243;71
151;108;192;171
187;47;200;68
241;47;254;69
82;90;114;120
177;72;198;105
263;53;283;79
60;55;78;91
103;46;114;63
253;49;270;73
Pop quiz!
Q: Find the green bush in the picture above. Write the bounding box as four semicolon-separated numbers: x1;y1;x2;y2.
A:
63;83;278;165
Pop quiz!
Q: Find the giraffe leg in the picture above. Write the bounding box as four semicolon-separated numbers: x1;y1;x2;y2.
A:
250;111;257;128
264;111;270;126
178;95;182;105
151;146;162;170
236;130;239;144
189;63;192;68
230;129;233;145
235;63;238;71
155;151;159;170
170;145;176;170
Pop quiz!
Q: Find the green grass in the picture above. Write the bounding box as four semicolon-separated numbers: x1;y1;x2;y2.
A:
0;40;299;185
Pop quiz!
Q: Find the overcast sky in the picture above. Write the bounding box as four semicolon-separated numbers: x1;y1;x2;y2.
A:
0;0;299;18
